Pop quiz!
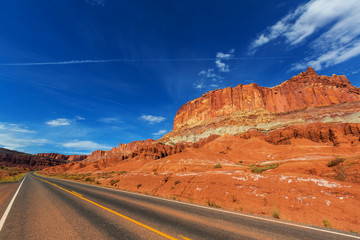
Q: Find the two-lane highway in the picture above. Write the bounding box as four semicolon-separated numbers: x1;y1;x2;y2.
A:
0;172;359;240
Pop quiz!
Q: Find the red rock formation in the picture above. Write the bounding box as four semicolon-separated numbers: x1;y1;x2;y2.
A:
239;123;360;146
0;148;67;170
172;68;360;131
35;153;87;162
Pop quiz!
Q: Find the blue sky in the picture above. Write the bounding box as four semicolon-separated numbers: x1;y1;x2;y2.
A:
0;0;359;154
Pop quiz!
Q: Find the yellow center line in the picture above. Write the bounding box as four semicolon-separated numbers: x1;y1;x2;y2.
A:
71;191;83;197
32;175;179;240
178;235;192;240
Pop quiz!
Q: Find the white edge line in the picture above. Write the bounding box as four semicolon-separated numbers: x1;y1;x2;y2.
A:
34;173;360;239
0;174;27;231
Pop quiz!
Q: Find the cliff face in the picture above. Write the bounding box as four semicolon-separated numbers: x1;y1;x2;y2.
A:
0;148;67;170
84;139;191;162
35;153;87;162
173;68;359;131
160;68;360;144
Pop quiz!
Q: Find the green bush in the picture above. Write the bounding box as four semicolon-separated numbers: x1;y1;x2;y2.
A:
251;163;279;174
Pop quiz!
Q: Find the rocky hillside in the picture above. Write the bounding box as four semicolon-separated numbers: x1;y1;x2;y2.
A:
160;68;360;144
35;153;87;162
0;148;68;170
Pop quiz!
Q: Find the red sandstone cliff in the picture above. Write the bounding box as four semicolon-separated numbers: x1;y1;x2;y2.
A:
159;68;360;144
0;148;67;170
35;153;87;162
172;67;360;131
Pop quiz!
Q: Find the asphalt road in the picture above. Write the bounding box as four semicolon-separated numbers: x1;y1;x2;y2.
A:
0;172;359;240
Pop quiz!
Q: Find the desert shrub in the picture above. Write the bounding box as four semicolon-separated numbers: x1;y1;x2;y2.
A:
137;183;142;189
323;219;332;228
169;196;177;200
251;163;279;174
214;163;222;169
174;180;181;186
110;179;120;186
206;200;222;208
79;162;86;168
327;157;345;167
271;208;280;219
85;176;95;182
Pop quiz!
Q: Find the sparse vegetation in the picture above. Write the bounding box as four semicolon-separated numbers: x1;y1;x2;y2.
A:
251;163;279;174
174;180;181;186
85;176;95;182
169;195;177;200
0;166;27;183
137;183;142;189
327;157;345;167
110;179;120;186
214;163;222;169
323;219;332;228
206;200;222;208
271;207;280;219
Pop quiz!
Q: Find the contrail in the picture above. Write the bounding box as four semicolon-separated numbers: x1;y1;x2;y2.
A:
0;57;291;66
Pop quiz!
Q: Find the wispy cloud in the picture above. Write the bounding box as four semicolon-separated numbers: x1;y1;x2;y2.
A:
0;123;36;133
0;56;255;67
46;118;71;127
195;49;234;90
140;115;165;124
0;133;48;151
62;140;111;151
98;117;122;124
0;122;47;150
45;116;85;127
86;0;105;7
152;129;167;137
249;0;360;70
215;49;234;72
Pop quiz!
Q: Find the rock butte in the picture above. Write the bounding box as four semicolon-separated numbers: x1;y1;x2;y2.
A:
160;67;360;144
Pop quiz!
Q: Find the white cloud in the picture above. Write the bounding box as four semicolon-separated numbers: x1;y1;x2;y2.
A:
199;68;216;78
0;122;47;151
76;116;85;120
0;133;48;150
215;49;234;72
62;140;111;151
194;83;204;89
152;130;167;137
46;118;71;127
140;115;166;124
215;59;229;72
216;49;235;59
0;123;35;133
250;0;360;70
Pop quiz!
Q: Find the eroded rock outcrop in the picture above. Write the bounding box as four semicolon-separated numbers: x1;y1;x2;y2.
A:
239;123;360;146
35;153;87;162
0;148;67;170
161;68;360;144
